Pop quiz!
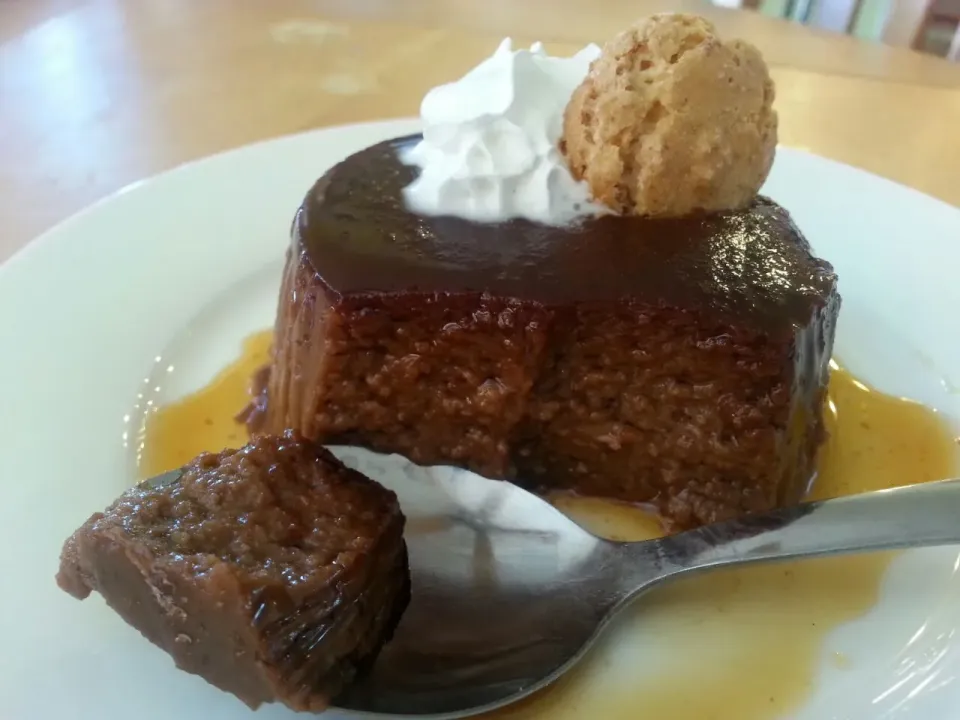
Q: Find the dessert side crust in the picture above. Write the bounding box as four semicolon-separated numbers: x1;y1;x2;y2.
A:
256;247;839;529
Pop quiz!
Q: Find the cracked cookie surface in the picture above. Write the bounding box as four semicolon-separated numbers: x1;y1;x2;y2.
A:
562;13;777;218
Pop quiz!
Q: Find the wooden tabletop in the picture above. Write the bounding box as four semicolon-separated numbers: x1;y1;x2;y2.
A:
2;0;959;264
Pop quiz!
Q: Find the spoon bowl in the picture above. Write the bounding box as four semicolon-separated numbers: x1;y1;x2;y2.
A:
325;455;960;718
333;456;640;718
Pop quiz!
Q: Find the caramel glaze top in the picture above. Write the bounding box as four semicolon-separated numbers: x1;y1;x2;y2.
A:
296;134;838;332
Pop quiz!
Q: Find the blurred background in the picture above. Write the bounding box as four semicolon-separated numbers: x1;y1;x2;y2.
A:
728;0;959;59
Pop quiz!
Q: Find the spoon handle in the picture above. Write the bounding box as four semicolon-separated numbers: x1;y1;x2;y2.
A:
657;478;960;575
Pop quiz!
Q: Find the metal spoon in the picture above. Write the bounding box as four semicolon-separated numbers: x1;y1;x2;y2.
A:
324;469;960;718
140;466;960;717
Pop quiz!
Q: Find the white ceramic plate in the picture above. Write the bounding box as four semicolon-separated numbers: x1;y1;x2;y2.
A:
2;118;960;720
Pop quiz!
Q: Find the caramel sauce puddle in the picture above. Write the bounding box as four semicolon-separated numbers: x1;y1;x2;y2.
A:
139;334;957;719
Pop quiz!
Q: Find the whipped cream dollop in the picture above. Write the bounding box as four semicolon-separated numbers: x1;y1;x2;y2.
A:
401;39;605;226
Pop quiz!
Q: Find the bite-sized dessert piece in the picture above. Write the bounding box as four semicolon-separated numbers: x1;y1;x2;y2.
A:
247;14;840;530
56;432;409;711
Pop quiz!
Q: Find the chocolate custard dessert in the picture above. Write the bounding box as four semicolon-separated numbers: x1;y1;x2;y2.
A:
57;432;410;712
249;15;840;529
